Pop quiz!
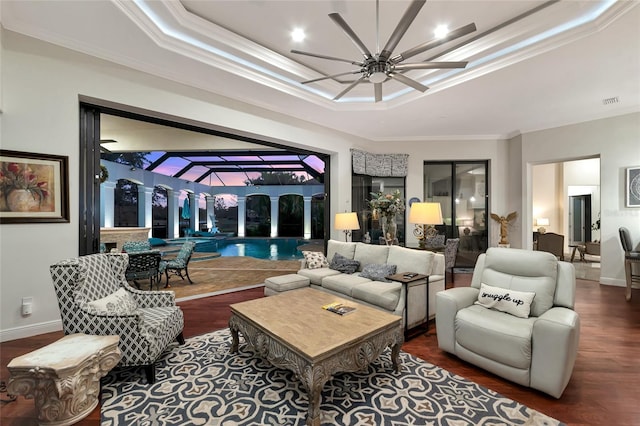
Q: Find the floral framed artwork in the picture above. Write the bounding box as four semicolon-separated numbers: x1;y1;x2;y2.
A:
0;150;69;223
627;166;640;208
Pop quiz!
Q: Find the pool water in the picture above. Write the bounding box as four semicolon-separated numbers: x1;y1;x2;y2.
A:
168;238;308;260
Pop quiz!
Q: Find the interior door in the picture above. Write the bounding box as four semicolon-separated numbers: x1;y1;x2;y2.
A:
569;195;592;244
423;161;489;267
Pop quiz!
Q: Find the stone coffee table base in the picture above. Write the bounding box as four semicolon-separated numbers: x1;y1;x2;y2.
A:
230;314;403;426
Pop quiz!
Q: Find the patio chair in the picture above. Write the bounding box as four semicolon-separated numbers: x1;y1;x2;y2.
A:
125;250;162;290
122;240;152;252
50;253;185;384
160;241;196;288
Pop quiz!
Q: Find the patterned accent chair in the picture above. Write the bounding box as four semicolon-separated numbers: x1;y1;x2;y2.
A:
444;238;460;283
50;253;185;384
160;241;196;288
424;234;446;250
122;240;152;252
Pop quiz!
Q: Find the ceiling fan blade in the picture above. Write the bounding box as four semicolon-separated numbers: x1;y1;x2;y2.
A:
374;83;383;103
389;72;429;92
333;76;366;101
392;23;477;63
291;49;363;66
302;70;362;84
329;13;373;60
394;61;468;71
379;0;426;60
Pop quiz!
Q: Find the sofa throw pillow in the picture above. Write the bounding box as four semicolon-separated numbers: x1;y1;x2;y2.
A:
475;283;536;318
329;253;360;274
360;263;397;282
87;287;138;315
302;251;329;269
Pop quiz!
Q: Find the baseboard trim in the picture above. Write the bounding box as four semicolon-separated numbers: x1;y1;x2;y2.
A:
1;320;62;343
599;277;626;287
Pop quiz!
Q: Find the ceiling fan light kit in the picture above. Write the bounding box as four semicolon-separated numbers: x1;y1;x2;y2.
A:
292;0;476;102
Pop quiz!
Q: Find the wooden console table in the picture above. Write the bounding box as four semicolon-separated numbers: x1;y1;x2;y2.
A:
386;273;430;339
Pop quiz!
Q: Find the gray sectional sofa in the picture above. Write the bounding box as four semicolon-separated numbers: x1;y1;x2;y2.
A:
264;239;445;329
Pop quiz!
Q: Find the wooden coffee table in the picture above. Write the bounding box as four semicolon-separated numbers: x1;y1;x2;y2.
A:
229;287;403;426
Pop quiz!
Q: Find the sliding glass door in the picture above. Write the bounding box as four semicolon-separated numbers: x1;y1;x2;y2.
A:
423;161;489;267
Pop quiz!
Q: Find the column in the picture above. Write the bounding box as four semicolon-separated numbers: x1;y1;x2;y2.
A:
206;196;216;232
270;196;279;238
303;196;312;239
168;190;180;239
188;192;197;232
237;196;246;237
138;185;153;236
101;181;116;228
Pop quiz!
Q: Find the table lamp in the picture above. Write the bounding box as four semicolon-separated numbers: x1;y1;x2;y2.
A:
409;202;444;249
335;212;360;242
535;218;549;234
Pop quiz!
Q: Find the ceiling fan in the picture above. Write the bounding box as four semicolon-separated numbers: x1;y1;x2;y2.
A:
291;0;477;102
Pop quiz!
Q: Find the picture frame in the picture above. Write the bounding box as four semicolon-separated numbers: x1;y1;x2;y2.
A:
0;150;69;223
627;166;640;208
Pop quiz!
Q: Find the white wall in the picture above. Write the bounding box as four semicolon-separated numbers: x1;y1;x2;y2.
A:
532;159;601;241
564;158;601;242
0;31;512;341
519;113;640;287
532;163;562;235
0;31;359;341
2;30;637;341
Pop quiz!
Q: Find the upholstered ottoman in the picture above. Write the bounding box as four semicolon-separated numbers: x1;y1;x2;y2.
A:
264;274;310;296
7;333;121;426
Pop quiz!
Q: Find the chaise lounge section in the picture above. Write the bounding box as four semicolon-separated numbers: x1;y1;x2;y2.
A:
265;239;445;329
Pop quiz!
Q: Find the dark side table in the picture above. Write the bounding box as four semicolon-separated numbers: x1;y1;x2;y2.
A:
386;273;430;339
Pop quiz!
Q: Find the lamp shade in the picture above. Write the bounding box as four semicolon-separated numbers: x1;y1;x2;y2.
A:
335;212;360;231
536;218;550;226
409;202;443;225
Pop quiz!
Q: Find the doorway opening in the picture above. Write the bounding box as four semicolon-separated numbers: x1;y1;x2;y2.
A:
79;101;331;255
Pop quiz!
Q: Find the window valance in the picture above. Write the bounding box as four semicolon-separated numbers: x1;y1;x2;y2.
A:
351;149;408;177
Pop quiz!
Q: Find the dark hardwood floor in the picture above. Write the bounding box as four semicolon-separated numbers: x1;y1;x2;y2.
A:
1;274;638;425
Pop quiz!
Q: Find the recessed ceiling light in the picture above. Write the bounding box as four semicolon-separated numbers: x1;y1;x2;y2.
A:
434;25;449;39
291;28;306;42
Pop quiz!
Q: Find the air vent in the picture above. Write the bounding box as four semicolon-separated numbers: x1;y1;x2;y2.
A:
602;97;619;105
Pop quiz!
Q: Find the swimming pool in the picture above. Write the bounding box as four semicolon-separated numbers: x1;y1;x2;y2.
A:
166;237;309;260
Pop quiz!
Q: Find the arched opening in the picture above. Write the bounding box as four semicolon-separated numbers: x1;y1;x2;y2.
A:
114;179;138;227
278;194;303;237
311;193;325;239
152;186;168;238
246;194;270;237
214;194;238;235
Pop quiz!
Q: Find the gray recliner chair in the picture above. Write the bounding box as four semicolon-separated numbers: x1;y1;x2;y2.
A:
436;247;580;398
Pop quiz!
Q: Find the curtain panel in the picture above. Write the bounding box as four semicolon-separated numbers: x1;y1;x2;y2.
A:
351;149;408;177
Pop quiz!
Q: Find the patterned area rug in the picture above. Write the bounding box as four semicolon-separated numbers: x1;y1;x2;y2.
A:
101;329;564;425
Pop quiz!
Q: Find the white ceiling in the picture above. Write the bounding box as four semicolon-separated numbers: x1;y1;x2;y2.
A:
2;0;639;141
